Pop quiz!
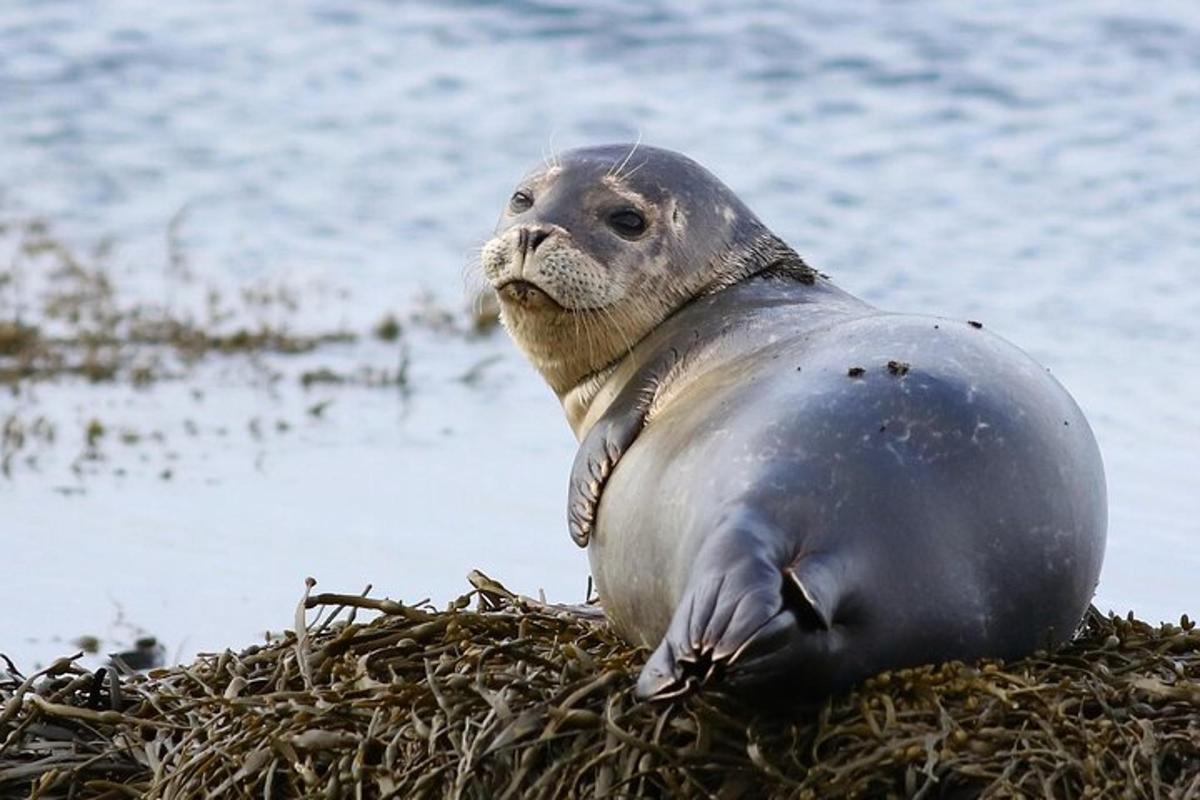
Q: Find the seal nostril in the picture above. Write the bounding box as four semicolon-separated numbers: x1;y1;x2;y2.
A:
528;229;551;252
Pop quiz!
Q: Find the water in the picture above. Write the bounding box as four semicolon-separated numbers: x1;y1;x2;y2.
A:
2;0;1198;666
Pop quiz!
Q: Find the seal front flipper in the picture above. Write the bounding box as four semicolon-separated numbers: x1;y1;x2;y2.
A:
567;346;687;547
567;411;644;547
636;546;844;701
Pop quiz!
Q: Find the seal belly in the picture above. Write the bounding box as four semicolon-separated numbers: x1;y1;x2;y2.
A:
587;360;759;648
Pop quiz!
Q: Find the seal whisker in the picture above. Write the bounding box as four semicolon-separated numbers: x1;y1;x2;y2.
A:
571;304;583;370
597;305;636;361
581;307;603;375
548;128;561;169
572;303;602;380
460;240;489;292
616;158;647;183
609;133;642;180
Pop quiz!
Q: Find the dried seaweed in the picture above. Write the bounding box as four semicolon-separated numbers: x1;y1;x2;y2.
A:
2;576;1198;799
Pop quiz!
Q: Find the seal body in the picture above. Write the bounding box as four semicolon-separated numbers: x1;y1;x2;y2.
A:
482;144;1107;701
588;279;1106;700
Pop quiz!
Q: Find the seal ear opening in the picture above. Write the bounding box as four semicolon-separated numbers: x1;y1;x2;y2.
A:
782;555;840;631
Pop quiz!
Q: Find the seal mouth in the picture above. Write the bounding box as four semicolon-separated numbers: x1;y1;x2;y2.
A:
496;279;565;311
495;280;625;314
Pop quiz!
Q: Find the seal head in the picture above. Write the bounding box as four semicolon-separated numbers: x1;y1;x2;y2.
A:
481;144;809;410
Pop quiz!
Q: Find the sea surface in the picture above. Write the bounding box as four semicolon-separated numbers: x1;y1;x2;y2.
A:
2;0;1198;667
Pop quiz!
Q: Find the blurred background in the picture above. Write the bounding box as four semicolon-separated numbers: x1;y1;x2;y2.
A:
2;0;1197;668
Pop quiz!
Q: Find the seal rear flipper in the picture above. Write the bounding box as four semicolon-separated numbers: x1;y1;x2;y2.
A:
636;552;843;700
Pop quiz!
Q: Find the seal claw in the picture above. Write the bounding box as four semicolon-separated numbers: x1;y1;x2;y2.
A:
568;516;591;548
637;547;846;699
636;641;690;700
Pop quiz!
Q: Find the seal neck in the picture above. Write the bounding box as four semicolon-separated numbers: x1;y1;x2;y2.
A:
696;234;818;298
561;361;621;437
560;257;849;441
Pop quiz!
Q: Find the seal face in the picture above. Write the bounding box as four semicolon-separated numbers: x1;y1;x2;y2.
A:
481;144;811;414
483;144;1107;704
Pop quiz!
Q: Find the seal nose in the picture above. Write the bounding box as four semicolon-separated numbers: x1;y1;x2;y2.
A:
522;227;551;254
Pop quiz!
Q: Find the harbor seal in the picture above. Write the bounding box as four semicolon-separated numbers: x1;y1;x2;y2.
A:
481;144;1107;703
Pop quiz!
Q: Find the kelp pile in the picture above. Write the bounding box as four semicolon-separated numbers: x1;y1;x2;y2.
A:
2;575;1198;799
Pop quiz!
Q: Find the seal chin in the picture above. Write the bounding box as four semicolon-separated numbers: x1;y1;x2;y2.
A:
496;279;565;311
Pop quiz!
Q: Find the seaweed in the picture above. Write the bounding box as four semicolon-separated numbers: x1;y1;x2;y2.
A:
0;217;476;391
2;576;1197;798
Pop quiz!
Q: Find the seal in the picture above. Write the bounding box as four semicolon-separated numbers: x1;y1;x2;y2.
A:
481;144;1107;703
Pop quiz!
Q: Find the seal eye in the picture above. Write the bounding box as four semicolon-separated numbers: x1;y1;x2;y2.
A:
608;209;647;239
509;190;533;213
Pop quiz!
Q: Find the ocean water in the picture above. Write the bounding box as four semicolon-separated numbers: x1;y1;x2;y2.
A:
2;0;1198;666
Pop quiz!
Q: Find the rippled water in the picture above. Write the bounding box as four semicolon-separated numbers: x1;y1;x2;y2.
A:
3;1;1199;665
